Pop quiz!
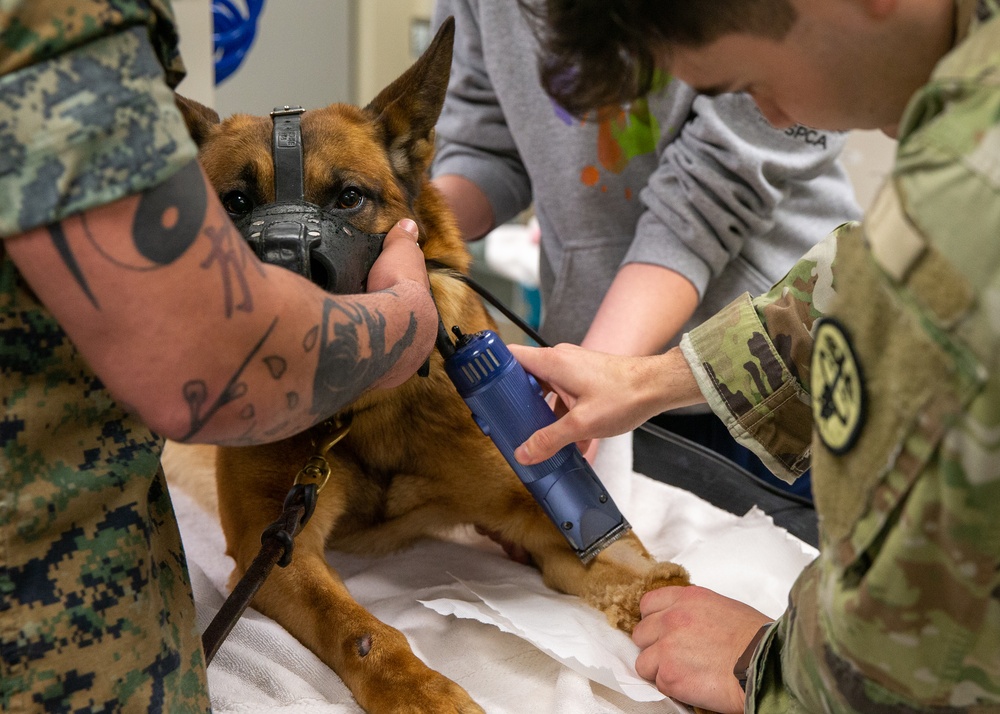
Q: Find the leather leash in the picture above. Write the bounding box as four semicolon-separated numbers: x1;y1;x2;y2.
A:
202;417;351;665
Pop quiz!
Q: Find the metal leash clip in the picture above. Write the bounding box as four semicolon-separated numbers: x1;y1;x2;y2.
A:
283;418;352;529
202;415;353;665
293;418;352;495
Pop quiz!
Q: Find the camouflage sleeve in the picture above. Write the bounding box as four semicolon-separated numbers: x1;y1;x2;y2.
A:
0;1;197;237
678;225;848;482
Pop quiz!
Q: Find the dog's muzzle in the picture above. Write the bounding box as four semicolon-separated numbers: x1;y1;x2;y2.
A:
236;202;384;295
237;105;386;295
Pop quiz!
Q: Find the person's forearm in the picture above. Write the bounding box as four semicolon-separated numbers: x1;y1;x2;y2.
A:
649;347;707;414
5;164;437;446
432;174;495;241
581;263;699;356
155;268;435;445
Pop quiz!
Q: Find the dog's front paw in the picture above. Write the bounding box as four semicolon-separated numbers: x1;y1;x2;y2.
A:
408;676;486;714
352;645;484;714
364;670;485;714
593;561;690;634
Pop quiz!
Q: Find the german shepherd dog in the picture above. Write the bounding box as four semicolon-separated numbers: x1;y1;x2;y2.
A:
175;18;688;713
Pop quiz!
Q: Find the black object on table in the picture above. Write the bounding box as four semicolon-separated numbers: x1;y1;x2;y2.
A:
632;422;819;549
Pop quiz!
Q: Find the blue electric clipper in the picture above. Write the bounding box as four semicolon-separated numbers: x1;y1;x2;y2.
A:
440;325;631;563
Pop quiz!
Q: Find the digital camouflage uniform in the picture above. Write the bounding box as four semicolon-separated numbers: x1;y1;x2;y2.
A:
680;0;1000;710
0;1;209;711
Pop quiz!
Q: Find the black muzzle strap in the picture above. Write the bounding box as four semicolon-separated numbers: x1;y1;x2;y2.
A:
271;105;306;202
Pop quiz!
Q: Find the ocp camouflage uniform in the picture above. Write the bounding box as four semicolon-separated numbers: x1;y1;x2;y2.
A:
1;1;208;711
680;0;1000;710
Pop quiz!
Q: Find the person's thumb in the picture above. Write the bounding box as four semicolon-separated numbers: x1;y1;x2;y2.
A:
385;217;419;245
368;218;427;293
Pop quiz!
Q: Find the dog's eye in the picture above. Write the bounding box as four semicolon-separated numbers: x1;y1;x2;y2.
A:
335;187;364;210
221;190;253;217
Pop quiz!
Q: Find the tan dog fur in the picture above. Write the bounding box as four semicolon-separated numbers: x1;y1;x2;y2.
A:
174;19;688;713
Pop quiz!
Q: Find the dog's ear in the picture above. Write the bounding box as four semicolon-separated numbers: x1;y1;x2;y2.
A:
175;93;221;147
363;16;455;194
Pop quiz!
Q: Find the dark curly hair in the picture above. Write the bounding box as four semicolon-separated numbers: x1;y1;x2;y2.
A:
518;0;796;117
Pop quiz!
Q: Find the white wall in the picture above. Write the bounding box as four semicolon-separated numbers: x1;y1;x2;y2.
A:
842;130;896;211
172;0;215;108
172;0;436;115
355;0;435;104
174;0;356;116
214;0;355;116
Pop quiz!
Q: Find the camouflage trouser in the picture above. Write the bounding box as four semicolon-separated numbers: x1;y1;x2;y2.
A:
0;435;210;713
1;213;210;711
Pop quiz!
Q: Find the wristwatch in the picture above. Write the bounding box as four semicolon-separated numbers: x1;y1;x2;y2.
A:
734;623;772;690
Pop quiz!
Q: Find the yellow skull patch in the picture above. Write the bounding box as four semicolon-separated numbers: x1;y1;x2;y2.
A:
812;318;866;454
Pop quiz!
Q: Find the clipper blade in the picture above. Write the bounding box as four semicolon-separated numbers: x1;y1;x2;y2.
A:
577;519;632;564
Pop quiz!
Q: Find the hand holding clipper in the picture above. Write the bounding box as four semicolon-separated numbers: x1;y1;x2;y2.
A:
440;327;631;563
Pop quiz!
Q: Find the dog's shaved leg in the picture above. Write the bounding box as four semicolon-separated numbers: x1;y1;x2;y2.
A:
474;483;689;634
532;533;690;633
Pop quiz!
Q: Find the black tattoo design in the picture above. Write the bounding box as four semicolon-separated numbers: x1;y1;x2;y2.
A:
178;316;278;442
309;298;418;417
48;222;99;309
51;162;209;309
131;161;206;265
263;420;292;438
176;297;416;443
201;220;264;318
263;356;287;379
303;325;319;352
82;161;208;274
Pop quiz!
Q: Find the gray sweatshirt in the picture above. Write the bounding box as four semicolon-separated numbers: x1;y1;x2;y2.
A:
431;0;861;348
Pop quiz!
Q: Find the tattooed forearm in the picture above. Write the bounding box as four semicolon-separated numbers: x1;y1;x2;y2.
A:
307;297;419;418
176;293;417;445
